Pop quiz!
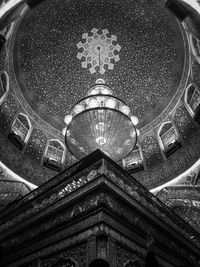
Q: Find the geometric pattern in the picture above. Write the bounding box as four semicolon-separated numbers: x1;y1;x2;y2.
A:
76;28;121;74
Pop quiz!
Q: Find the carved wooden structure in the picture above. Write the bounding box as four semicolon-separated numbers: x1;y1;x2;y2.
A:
0;150;200;267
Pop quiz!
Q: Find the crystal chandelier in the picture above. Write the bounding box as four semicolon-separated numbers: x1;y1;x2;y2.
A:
63;79;139;161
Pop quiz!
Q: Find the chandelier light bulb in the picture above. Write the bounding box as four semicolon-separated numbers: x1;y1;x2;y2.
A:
131;116;139;125
102;88;112;95
74;104;84;114
95;122;105;131
105;98;116;109
136;128;140;136
119;105;130;115
88;98;99;108
90;88;99;95
65;81;137;161
64;114;73;124
66;130;70;137
62;127;67;136
96;136;107;145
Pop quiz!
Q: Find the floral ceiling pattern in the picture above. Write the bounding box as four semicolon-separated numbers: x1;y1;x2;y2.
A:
13;0;185;130
0;0;199;192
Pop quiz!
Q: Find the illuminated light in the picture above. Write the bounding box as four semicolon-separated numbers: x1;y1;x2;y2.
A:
150;158;200;194
105;98;116;108
116;147;123;154
90;88;99;95
119;105;130;115
96;136;107;145
73;104;84;114
88;98;99;108
130;130;136;138
62;127;67;136
64;114;72;124
131;116;139;125
136;129;140;136
102;88;112;95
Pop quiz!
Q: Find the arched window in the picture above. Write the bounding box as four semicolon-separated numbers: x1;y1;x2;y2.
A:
43;140;64;171
159;122;181;158
122;145;144;173
89;259;110;267
185;84;200;115
52;258;76;267
190;35;200;59
0;71;9;104
8;113;31;150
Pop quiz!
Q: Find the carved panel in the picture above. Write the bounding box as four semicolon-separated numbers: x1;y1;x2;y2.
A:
87;236;96;265
141;135;163;168
1;160;199;251
0;93;18;132
172;205;200;233
173;103;197;142
41;243;87;267
122;146;143;172
63;150;78;169
24;128;47;162
176;171;197;186
159;122;179;150
135;129;200;188
108;238;116;267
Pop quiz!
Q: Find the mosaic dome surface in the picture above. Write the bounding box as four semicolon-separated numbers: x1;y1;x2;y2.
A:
13;0;185;131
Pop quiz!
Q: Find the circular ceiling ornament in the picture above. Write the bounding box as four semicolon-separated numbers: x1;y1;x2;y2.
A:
11;0;188;132
0;0;197;189
76;28;121;74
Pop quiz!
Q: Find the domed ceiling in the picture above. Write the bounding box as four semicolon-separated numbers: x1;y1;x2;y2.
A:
1;0;200;190
13;0;185;131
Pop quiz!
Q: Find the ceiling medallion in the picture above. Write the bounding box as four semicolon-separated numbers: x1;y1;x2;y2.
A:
76;28;121;74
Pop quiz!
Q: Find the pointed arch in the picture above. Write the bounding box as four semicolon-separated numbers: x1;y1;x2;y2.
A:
122;145;144;173
185;83;200;116
8;113;32;150
43;139;65;171
158;122;181;158
89;259;110;267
